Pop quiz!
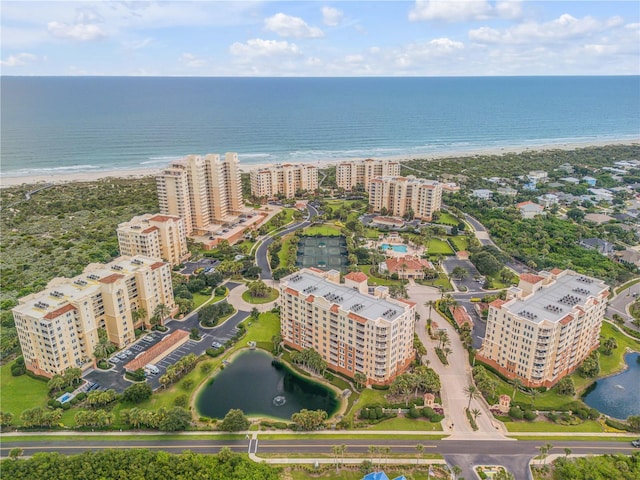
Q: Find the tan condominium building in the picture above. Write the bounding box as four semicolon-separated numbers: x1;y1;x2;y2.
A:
12;255;175;378
337;158;400;192
156;153;244;235
477;269;609;388
117;213;190;266
369;175;442;221
279;269;416;385
250;163;318;199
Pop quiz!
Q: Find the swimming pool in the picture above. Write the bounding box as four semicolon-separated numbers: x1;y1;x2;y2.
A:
380;243;408;253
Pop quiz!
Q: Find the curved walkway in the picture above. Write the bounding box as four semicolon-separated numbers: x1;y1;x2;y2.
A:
408;284;506;440
226;283;279;313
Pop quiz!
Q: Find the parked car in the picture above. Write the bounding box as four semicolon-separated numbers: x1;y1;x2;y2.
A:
632;439;640;448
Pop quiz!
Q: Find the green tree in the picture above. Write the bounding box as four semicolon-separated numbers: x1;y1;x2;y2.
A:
9;448;23;460
464;384;480;410
415;443;424;465
122;383;153;404
152;303;172;327
354;372;367;390
579;350;600;378
555;377;575;396
0;411;14;427
510;377;523;401
219;409;250;432
291;409;327;431
92;329;112;363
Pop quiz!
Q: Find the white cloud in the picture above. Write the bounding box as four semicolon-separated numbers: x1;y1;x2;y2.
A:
122;38;154;50
469;14;613;44
322;7;343;26
48;21;107;41
264;13;324;38
409;0;522;22
230;38;302;58
0;52;37;67
180;53;206;68
344;54;364;63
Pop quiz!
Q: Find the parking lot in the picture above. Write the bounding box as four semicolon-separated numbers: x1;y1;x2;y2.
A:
83;298;250;393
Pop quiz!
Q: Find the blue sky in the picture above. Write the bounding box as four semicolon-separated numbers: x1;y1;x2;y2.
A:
1;1;638;76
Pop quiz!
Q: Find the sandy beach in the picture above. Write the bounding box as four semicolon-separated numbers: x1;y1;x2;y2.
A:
1;138;638;189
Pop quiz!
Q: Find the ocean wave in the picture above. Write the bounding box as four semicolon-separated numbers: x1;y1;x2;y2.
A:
3;164;103;177
238;153;272;158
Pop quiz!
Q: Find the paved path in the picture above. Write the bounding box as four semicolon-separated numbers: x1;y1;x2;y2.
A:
226;282;279;313
409;284;506;439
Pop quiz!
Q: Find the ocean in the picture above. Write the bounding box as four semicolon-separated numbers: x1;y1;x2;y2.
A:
1;76;639;177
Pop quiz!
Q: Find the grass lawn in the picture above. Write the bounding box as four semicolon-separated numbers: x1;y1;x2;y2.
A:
417;273;453;292
449;236;469;251
244;312;280;344
363;227;382;239
433;212;460;226
357;265;402;287
505;420;603;433
235;239;256;255
242;288;279;304
278;233;296;267
0;365;50;423
365;416;443;431
426;238;454;255
193;288;228;310
302;224;342;236
596;321;640;376
614;278;640;295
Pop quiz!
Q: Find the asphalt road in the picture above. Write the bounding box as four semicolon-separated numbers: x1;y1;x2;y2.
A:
83;282;248;393
255;204;318;280
0;437;634;479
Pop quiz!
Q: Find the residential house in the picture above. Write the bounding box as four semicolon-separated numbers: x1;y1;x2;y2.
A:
578;238;615;255
516;201;545;219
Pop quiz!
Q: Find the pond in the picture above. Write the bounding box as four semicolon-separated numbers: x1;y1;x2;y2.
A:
196;349;338;420
583;351;640;419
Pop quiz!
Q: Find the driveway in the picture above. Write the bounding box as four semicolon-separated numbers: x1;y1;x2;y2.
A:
408;284;506;439
83;282;249;393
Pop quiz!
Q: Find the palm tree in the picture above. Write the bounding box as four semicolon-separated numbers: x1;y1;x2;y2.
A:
511;377;523;401
354;372;367;390
153;303;172;327
415;443;424;465
131;307;148;329
563;447;572;458
471;408;482;422
332;445;341;472
437;329;450;349
464;384;480;410
443;346;453;359
452;465;463;479
425;300;436;321
92;332;111;365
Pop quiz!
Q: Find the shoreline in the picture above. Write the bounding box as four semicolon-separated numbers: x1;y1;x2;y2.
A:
1;138;638;189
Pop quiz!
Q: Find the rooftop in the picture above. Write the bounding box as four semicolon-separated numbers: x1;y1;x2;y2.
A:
14;255;167;320
284;270;408;323
501;271;608;324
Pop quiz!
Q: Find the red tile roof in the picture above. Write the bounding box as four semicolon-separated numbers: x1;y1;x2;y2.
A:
99;273;125;284
142;226;159;234
490;299;507;309
519;273;544;284
384;255;433;273
450;306;473;328
44;304;76;319
345;271;368;283
149;215;177;222
150;262;165;270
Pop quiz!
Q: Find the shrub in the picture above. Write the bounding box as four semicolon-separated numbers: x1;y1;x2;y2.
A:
174;395;188;408
359;409;369;420
15;356;25;366
11;364;26;377
422;407;436;420
408;406;420;418
371;384;389;390
523;410;537;421
75;392;87;402
509;406;524;420
181;379;194;391
61;402;71;410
